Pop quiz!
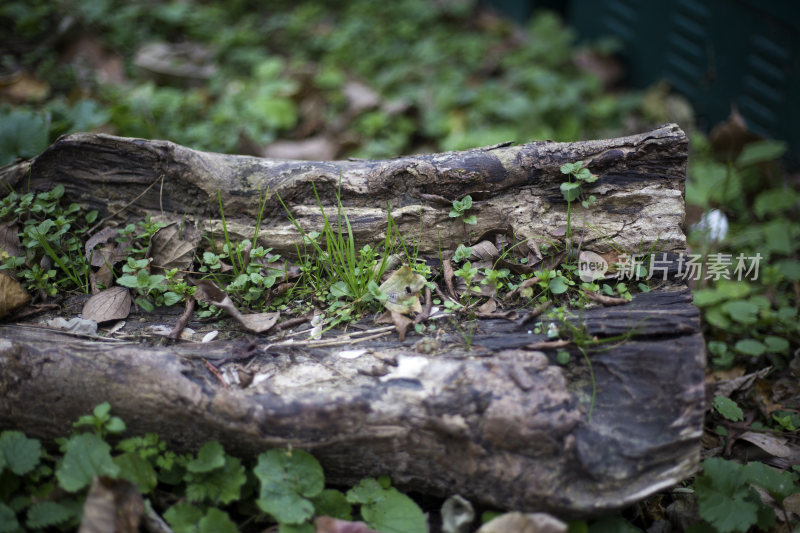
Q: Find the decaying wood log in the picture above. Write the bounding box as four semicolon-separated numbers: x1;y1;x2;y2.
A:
1;124;688;260
0;125;704;516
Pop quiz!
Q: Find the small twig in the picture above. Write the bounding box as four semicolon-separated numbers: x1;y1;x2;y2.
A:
414;286;432;324
8;303;61;321
526;339;572;350
87;176;163;235
168;296;195;340
517;300;550;326
202;359;227;387
507;276;540;299
442;258;457;300
275;314;312;331
583;290;628;306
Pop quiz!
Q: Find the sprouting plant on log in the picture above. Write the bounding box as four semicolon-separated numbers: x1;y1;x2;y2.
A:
559;161;598;240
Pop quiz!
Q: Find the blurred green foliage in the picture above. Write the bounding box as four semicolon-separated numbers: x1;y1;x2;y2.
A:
0;0;641;160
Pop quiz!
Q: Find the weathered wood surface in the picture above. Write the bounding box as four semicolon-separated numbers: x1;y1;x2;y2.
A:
0;124;688;259
0;125;705;515
0;287;704;515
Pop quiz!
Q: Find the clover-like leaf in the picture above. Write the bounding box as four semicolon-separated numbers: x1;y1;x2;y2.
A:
0;431;41;476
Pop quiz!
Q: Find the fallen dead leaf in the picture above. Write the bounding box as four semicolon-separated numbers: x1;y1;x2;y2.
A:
47;317;98;336
0;272;30;319
79;477;143;533
376;309;412;341
0;222;21;260
82;287;131;323
85;227;120;266
737;431;799;460
379;266;426;315
148;222;197;275
470;240;499;262
192;278;279;333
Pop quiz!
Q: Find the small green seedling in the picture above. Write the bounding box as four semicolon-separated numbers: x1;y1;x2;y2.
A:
449;195;477;225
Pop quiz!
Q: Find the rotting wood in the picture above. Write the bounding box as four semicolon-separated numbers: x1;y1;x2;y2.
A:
0;125;705;515
0;124;688;261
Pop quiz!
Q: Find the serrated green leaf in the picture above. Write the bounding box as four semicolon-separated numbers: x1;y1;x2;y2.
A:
712;396;743;422
360;487;426;533
0;431;41;476
255;449;324;525
198;508;238;533
0;502;19;533
164;502;204;533
734;339;765;357
311;489;352;520
696;458;758;533
56;433;119;492
114;452;157;494
185;455;245;504
26;501;75;529
186;441;225;474
163;292;182;306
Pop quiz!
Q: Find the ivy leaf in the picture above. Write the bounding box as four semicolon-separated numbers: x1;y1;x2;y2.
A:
198;508;238;533
734;339;765;357
712;396;743;422
114;452;158;494
0;430;41;476
254;449;324;525
26;501;77;529
186;441;225;474
56;433;119;493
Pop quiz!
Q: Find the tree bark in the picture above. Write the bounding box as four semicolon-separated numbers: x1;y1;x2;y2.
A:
0;125;704;515
1;124;687;259
0;287;703;515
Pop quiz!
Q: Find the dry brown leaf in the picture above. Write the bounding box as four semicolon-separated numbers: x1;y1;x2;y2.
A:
0;272;30;319
442;258;457;300
379;266;426;315
469;240;499;262
0;222;21;260
85;227;119;266
192;278;279;333
478;298;497;314
737;431;798;460
82;287;132;323
79;477;143;533
148;223;197;275
376;309;412;341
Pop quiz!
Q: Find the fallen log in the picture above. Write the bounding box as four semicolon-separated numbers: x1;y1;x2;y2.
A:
1;124;688;259
0;125;704;515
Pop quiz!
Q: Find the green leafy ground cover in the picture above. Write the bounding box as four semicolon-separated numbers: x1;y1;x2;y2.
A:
1;1;798;531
